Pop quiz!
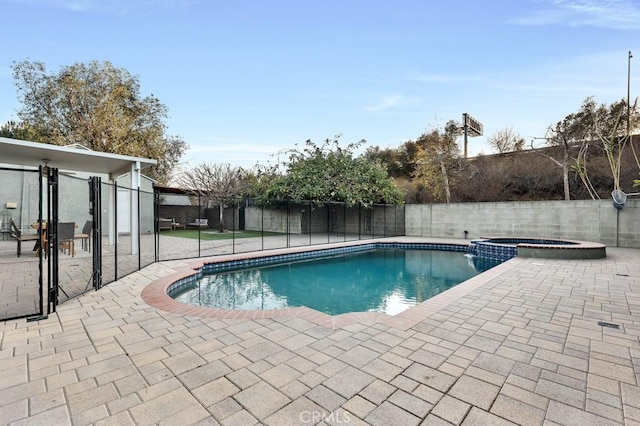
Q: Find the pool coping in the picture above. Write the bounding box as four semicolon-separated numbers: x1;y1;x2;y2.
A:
141;238;524;330
467;236;607;262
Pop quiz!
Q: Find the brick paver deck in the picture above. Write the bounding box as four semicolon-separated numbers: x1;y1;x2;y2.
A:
1;238;639;425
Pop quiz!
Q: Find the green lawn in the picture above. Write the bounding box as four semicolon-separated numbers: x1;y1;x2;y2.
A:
159;229;283;240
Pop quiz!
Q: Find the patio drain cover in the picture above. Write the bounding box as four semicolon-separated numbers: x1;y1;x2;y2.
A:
597;321;620;329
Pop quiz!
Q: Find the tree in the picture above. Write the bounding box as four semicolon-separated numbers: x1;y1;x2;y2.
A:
176;163;248;231
551;96;640;199
0;120;37;140
539;124;574;201
256;136;404;206
412;121;462;203
11;59;187;184
487;127;525;153
362;140;419;179
362;146;403;177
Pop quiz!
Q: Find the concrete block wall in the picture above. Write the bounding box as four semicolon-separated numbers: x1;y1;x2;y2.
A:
618;199;640;247
368;205;403;237
405;199;640;248
245;206;340;234
245;207;297;233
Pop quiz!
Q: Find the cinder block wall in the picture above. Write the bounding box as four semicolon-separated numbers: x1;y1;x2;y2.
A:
245;207;299;233
405;199;640;248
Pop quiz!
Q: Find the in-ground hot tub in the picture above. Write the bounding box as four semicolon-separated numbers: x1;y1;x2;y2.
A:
468;237;606;261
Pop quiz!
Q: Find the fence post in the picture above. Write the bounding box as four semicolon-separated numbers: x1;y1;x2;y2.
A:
308;201;311;246
197;194;201;257
137;188;141;271
154;190;159;262
232;197;236;254
94;177;102;290
384;205;387;238
37;166;44;317
287;200;291;248
50;168;59;311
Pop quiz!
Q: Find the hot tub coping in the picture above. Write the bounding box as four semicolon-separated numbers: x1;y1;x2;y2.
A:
476;236;606;259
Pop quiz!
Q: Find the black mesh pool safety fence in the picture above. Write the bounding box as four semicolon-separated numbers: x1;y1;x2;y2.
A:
155;190;405;262
100;182;155;287
0;176;404;322
0;167;44;321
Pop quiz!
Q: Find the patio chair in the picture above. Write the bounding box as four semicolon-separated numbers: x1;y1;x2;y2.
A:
158;218;173;231
187;218;208;229
74;220;92;252
10;219;41;257
58;222;76;257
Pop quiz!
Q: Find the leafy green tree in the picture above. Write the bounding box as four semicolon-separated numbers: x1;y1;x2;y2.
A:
363;140;419;179
0;120;38;140
362;146;403;177
11;59;187;184
176;163;248;231
412;120;462;203
255;136;404;206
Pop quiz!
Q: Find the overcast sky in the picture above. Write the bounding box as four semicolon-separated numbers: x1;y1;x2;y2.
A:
1;0;638;170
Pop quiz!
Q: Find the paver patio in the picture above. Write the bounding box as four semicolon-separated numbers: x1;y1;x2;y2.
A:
1;237;639;425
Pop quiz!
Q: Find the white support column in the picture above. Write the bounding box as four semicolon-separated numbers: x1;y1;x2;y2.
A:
130;161;140;255
108;181;115;246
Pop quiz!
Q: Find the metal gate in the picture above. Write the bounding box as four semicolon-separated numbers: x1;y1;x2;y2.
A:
0;166;104;321
1;164;151;322
0;166;45;321
47;170;103;314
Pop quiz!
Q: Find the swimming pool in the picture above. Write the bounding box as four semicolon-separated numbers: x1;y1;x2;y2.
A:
169;247;500;316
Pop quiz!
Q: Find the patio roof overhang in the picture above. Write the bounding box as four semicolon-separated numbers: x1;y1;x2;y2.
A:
0;137;157;179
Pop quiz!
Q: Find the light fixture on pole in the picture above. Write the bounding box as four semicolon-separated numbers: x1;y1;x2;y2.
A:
613;51;637;210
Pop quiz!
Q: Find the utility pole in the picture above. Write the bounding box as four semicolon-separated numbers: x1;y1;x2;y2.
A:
463;113;468;158
628;51;633;137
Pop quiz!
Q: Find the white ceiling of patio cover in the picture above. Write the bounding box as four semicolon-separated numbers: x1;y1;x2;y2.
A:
0;137;156;177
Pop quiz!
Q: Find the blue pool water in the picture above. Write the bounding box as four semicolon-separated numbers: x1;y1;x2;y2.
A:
171;248;500;316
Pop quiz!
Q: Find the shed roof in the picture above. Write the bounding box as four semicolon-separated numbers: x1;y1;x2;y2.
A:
0;137;157;179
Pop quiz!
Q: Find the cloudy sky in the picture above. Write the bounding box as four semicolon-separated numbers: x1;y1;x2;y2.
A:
1;0;638;169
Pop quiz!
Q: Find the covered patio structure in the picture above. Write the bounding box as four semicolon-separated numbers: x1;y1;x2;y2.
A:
0;137;156;321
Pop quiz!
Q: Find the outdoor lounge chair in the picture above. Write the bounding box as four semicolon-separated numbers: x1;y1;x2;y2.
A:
10;219;41;257
158;218;173;231
187;218;208;229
